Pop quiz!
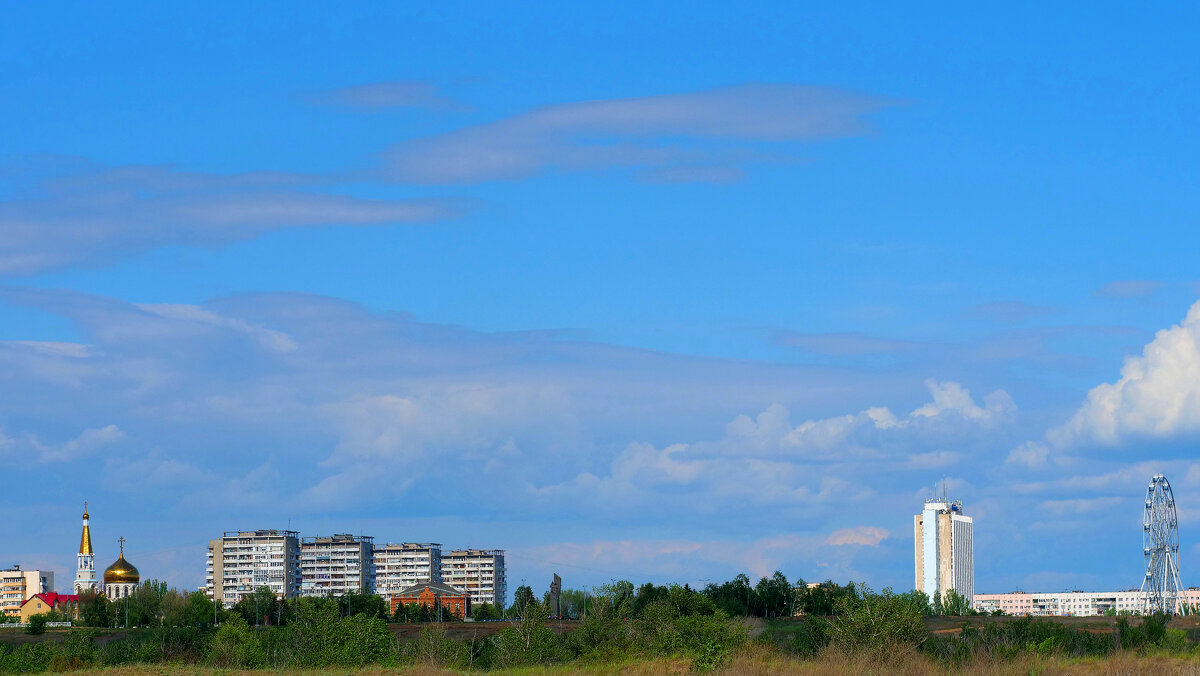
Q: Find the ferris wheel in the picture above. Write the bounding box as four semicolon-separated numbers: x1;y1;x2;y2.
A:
1140;474;1183;615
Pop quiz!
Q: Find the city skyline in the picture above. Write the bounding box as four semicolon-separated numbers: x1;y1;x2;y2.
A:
4;3;1200;597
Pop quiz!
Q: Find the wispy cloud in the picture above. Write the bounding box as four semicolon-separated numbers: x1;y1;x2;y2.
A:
521;530;889;582
382;84;892;183
1095;280;1163;299
962;301;1060;323
0;424;124;463
309;80;468;111
0;159;463;275
769;330;926;356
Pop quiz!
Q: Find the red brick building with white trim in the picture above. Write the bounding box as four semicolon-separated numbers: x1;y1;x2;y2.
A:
389;581;470;619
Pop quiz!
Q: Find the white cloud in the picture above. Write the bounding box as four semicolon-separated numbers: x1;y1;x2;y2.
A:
722;379;1013;459
1013;299;1200;460
825;526;889;547
539;379;1012;513
1006;441;1049;468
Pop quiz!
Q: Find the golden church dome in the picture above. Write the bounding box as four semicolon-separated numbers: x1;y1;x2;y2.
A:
103;538;140;585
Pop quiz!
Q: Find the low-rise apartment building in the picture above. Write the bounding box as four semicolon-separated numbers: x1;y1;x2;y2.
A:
1;566;54;618
299;534;374;596
205;530;300;607
440;549;506;608
373;543;442;597
974;589;1200;616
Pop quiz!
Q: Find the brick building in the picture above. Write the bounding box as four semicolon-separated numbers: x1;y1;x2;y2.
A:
389;581;470;619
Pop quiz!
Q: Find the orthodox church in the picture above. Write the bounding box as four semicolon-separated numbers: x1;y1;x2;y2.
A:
103;537;140;599
73;503;141;599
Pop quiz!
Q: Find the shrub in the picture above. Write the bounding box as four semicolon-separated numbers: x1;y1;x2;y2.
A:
407;624;471;669
24;614;47;635
828;586;928;655
0;642;57;673
761;617;830;657
207;615;266;668
492;615;567;668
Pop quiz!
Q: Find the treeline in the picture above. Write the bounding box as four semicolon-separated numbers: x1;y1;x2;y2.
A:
701;572;975;619
10;582;506;630
526;572;976;622
0;581;746;673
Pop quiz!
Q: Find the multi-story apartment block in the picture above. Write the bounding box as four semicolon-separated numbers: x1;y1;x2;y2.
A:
0;566;54;618
205;530;300;607
974;589;1200;616
373;543;442;597
299;534;374;597
440;549;506;608
915;497;974;605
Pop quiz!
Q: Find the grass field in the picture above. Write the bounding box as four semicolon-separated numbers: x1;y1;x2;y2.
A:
20;648;1200;676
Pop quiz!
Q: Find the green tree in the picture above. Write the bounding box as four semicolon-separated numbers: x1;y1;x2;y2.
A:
556;589;591;619
935;589;974;616
512;585;536;618
493;599;564;667
179;591;219;627
754;571;796;618
233;586;281;626
896;589;932;616
590;580;634;619
472;602;502;620
703;574;755;616
76;589;112;628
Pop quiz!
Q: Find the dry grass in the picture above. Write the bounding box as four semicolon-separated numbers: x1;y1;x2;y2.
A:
717;643;1200;676
36;648;1200;675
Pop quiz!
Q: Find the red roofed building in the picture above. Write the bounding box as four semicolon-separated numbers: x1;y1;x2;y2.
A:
19;592;79;622
390;582;470;620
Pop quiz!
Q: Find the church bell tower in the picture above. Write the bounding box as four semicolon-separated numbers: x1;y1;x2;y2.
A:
74;502;97;593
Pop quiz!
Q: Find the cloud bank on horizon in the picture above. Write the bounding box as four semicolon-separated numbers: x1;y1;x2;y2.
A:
5;283;1200;592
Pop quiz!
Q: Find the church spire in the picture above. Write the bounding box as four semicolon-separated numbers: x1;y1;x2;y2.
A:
74;501;97;593
79;501;93;555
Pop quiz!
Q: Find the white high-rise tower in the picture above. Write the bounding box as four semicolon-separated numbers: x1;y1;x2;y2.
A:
74;502;97;593
914;497;973;605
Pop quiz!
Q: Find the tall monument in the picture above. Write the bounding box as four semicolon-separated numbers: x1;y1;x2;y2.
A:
74;502;97;593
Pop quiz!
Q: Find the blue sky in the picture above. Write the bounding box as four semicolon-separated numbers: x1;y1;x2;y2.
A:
3;2;1200;599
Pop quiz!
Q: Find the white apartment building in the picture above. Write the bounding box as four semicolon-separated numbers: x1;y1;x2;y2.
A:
373;542;441;597
205;529;300;607
915;498;974;605
974;589;1200;616
299;534;374;596
0;566;54;618
440;549;506;608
